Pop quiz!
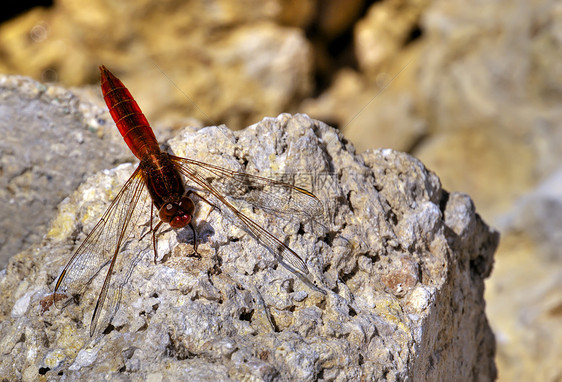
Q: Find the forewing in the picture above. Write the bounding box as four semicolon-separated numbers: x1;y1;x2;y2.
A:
54;166;150;335
169;156;324;222
169;155;323;281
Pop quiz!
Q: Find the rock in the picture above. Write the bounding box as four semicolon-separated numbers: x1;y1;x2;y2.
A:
0;74;134;267
501;169;562;261
0;113;498;380
354;0;431;73
314;0;365;39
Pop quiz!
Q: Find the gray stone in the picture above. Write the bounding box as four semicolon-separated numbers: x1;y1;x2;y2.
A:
0;113;498;381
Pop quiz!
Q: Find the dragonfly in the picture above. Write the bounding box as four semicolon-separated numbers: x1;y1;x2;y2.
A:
53;66;325;336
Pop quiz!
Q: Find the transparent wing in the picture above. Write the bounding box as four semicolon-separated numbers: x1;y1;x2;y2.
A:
54;166;150;336
169;155;324;284
170;156;325;222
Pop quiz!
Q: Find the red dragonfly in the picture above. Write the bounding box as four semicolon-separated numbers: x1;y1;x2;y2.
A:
54;66;324;336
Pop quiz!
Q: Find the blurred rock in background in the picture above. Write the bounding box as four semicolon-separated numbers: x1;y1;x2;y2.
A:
0;0;561;380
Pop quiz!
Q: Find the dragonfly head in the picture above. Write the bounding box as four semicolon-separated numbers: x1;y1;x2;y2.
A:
159;196;195;228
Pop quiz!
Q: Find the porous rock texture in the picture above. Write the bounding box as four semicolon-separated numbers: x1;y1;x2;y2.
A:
0;114;498;381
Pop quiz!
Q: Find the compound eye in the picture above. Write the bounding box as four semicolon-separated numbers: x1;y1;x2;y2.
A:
159;202;178;223
178;197;195;216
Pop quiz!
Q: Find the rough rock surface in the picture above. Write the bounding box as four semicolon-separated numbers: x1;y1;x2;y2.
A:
0;114;498;381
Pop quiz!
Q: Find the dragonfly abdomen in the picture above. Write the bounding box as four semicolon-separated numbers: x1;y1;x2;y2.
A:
100;65;160;160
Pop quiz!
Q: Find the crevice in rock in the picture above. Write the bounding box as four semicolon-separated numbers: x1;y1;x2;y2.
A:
340;263;360;284
239;308;254;323
404;24;423;46
166;332;197;361
102;324;115;335
438;190;450;216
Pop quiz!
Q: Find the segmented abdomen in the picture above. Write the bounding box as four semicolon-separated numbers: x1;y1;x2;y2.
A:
100;65;160;159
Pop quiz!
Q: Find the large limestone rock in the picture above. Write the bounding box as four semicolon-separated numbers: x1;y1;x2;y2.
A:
0;113;497;380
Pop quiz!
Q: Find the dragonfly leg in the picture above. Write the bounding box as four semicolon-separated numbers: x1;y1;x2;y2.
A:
152;220;164;264
189;221;201;257
140;202;156;242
